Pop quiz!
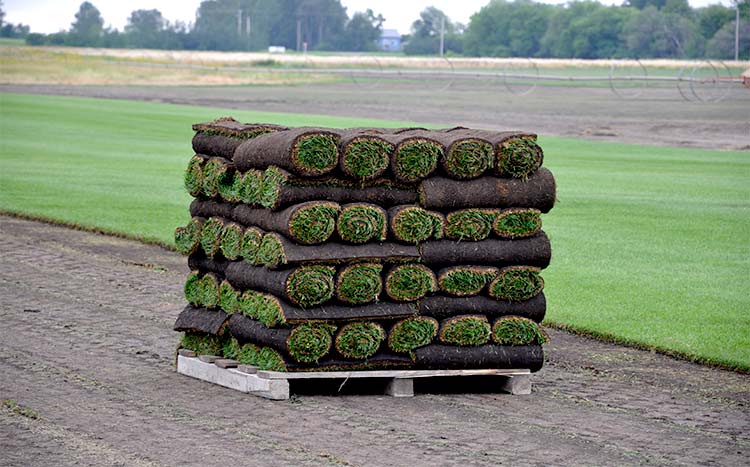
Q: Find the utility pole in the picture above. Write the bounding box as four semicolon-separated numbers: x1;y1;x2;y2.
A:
237;9;242;36
297;19;303;51
246;16;251;36
439;16;445;57
736;2;740;61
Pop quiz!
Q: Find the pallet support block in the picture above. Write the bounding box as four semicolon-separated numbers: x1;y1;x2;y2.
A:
386;378;415;397
499;374;531;395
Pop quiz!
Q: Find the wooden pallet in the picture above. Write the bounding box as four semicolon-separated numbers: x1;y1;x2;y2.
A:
176;351;532;401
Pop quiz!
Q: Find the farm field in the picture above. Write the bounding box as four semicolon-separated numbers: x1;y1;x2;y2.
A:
1;92;748;371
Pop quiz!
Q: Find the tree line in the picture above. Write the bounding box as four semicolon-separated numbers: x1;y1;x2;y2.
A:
2;0;748;59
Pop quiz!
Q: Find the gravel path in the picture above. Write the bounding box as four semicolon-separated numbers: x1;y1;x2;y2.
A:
1;215;748;466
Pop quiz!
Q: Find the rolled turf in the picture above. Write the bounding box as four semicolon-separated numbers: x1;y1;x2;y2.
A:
418;167;556;212
445;129;544;179
234;127;341;177
219;222;244;260
233;201;340;245
237;169;263;205
427;129;495;179
413;344;544;371
187;252;230;276
385;264;437;302
199;217;226;259
493;208;542;239
387;317;439;353
334;322;386;359
492;316;549;345
335;263;383;305
388;205;444;243
174;217;204;256
444;209;498;241
190;199;235;220
239;227;264;264
488;266;545;302
338;132;394;180
201;157;233;199
419;233;551;268
336;203;387;244
184;272;221;309
219;280;242;314
384;131;443;183
225;261;336;308
173;305;230;335
184;154;207;197
438;315;492;346
192;117;287;159
180;332;225;357
437;266;499;296
257;166;417;210
417;294;547;322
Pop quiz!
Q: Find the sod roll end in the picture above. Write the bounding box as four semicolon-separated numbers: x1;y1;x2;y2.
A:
336;263;383;305
493;208;542;239
388;317;439;353
286;323;336;363
286;265;336;308
337;203;388;244
335;322;385;359
492;316;549;345
496;137;544;179
438;266;499;297
340;136;394;180
439;315;491;346
385;264;437;302
489;266;544;302
174;217;204;256
444;138;494;179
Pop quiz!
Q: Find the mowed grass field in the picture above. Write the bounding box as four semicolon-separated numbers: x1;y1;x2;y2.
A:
1;92;748;371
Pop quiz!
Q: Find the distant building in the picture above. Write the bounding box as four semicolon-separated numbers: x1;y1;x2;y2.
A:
378;29;401;52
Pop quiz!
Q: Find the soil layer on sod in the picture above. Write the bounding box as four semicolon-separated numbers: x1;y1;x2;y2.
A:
234;127;341;177
187;253;230;276
418;168;556;212
173;305;230;335
189;199;236;220
417;294;546;322
419;233;551;268
264;234;420;267
225;261;335;308
413;344;544;371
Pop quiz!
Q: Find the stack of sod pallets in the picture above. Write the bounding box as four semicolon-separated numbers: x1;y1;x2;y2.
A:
174;117;555;373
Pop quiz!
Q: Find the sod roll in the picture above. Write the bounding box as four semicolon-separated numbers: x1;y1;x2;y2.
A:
437;266;499;297
234;201;340;245
180;332;225;357
184;155;207;197
427;130;496;180
492;316;549;345
225;262;335;308
184;271;221;309
418;167;556;212
413;344;544;371
174;217;204;256
335;322;386;359
388;205;444;244
257;166;417;210
234;127;341;177
174;305;230;335
219;280;242;314
192;118;287;159
382;131;443;182
335;263;383;305
493;208;543;239
219;222;244;260
385;264;437;302
387;317;439;353
438;315;492;346
488;266;545;302
240;227;264;264
202;157;233;199
444;209;498;241
418;294;547;322
190;199;235;220
336;203;388;244
448;129;544;179
419;233;552;268
187;252;230;276
338;132;394;180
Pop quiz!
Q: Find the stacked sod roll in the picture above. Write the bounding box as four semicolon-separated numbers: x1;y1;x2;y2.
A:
175;118;555;373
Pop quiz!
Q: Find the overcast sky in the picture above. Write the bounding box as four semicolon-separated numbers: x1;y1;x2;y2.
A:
4;0;736;35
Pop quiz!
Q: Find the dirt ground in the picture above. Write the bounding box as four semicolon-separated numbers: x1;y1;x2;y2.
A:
2;82;748;150
0;215;748;466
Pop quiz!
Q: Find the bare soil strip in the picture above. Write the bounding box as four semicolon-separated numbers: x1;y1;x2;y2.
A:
0;215;748;466
1;83;748;150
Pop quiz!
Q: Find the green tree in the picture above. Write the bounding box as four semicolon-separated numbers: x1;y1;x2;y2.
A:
339;9;383;52
404;6;462;55
295;0;347;50
193;0;243;51
125;9;166;49
625;0;667;10
69;2;104;46
464;0;552;57
0;1;5;29
706;20;750;59
697;4;735;40
621;6;704;57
